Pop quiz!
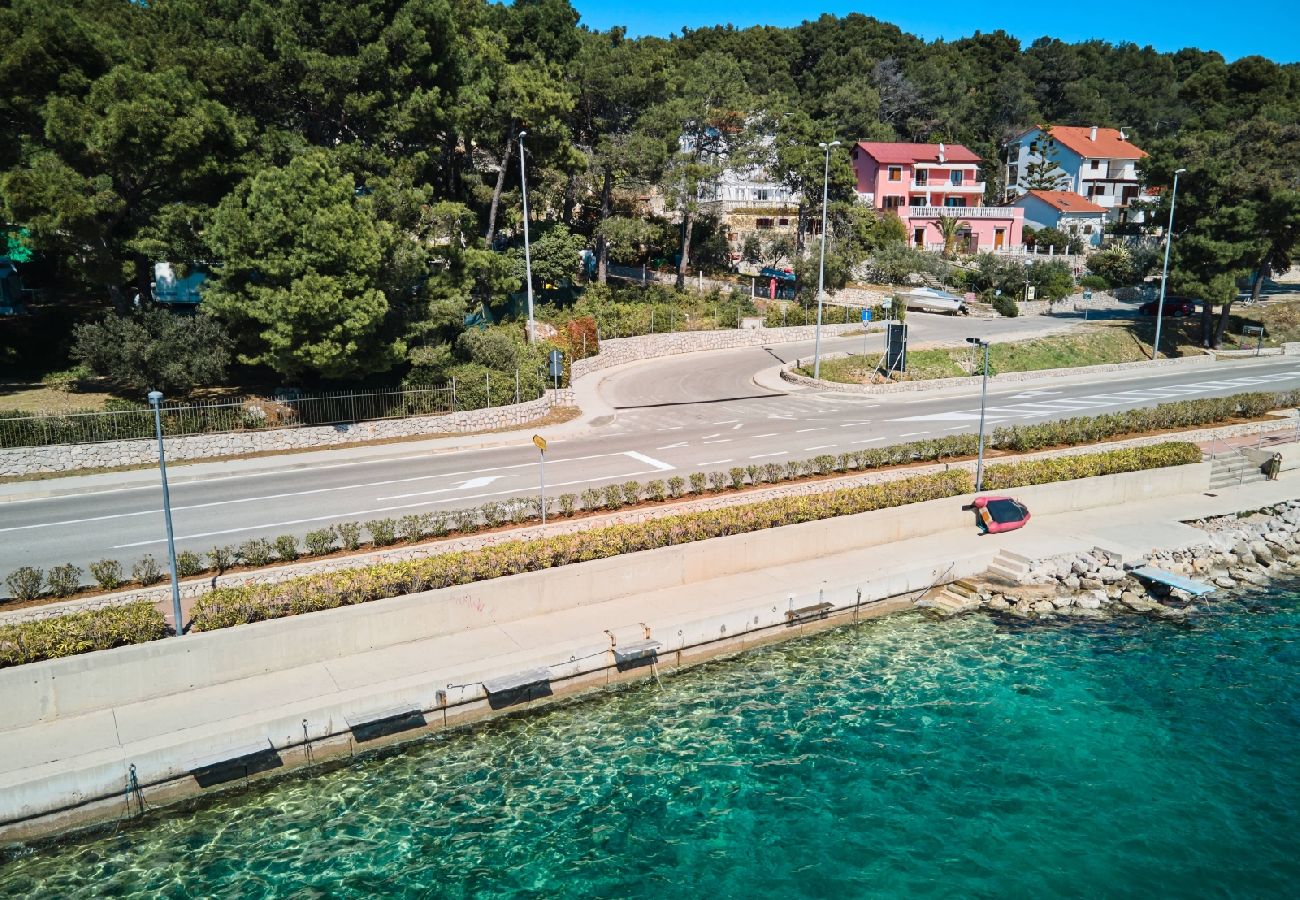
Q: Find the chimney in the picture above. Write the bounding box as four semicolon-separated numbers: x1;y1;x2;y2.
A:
1089;126;1098;141
938;142;946;164
1119;129;1128;141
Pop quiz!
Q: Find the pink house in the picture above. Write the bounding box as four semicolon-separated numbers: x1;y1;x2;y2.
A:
850;142;1023;253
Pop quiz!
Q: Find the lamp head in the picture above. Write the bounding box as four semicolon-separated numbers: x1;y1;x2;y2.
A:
147;390;163;406
1174;167;1186;174
965;337;986;347
519;130;528;139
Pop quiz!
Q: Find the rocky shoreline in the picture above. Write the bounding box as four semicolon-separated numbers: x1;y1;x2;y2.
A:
952;500;1300;622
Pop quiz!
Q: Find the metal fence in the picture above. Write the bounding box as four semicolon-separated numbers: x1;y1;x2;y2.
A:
1;383;472;449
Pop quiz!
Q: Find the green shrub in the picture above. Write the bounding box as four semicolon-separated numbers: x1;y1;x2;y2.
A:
480;502;507;528
784;461;802;480
707;471;728;492
763;463;784;484
992;294;1019;317
813;454;836;475
729;467;747;489
558;493;578;516
621;481;642;505
983;442;1202;490
5;567;43;601
273;535;300;561
337;522;362;551
506;499;533;525
0;601;168;669
667;476;686;498
452;509;478;532
236;539;275;567
131;555;164;586
602;484;624;509
745;465;761;484
689;472;708;494
398;515;430;543
305;528;338;556
45;564;83;598
190;469;973;632
365;519;398;547
1079;274;1108;291
644;480;666;502
428;513;450;537
176;551;204;578
580;488;603;510
92;559;127;591
208;546;234;573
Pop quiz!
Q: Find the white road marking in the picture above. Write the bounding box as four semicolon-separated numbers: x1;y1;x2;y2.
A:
731;423;743;430
804;445;834;451
851;437;885;444
702;439;732;444
795;427;823;433
1010;390;1062;398
696;459;733;466
754;432;780;438
712;419;740;425
749;451;789;459
622;450;675;471
944;426;967;431
656;442;689;450
702;432;721;439
899;431;927;437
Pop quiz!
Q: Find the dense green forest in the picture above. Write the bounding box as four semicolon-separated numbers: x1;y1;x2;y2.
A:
2;0;1298;392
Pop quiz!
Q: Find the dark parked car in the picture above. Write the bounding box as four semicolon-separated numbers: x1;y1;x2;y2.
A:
1139;298;1197;316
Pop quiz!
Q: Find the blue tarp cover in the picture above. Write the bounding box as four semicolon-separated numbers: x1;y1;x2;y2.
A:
1130;566;1216;596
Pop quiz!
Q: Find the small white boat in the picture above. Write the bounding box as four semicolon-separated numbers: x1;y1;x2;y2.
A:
900;287;967;315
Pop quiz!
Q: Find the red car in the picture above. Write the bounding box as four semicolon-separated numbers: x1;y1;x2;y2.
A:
1139;298;1196;317
963;496;1031;534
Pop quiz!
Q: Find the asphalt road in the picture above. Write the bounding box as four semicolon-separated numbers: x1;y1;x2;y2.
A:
3;315;1298;576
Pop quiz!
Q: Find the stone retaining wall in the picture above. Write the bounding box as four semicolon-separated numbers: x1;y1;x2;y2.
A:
780;349;1214;394
0;390;576;478
6;416;1286;627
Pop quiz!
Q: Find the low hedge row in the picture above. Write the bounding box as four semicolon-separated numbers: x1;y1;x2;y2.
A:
190;441;1201;632
0;602;167;669
982;442;1203;490
992;390;1294;452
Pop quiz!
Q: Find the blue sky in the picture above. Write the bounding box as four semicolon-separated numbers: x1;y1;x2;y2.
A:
571;2;1297;64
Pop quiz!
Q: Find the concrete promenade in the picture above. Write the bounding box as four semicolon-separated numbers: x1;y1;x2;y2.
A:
2;463;1296;841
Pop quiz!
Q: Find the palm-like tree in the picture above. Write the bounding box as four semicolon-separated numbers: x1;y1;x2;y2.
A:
935;215;967;259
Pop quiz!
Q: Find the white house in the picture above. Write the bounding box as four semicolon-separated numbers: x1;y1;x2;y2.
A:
1006;125;1155;225
1012;190;1108;247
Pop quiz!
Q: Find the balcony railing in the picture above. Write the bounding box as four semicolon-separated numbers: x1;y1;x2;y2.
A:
911;180;985;191
905;206;1019;219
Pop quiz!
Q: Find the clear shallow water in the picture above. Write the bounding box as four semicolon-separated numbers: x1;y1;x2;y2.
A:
3;588;1299;899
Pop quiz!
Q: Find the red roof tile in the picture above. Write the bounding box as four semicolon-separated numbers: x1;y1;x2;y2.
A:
1046;126;1146;160
1024;190;1106;214
854;142;982;165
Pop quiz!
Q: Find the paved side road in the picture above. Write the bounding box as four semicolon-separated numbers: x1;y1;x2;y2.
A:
1;350;1296;576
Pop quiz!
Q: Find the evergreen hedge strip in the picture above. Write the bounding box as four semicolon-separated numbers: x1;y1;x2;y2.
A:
0;602;166;669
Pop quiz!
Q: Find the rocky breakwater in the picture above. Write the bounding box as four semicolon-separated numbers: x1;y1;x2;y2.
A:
948;501;1300;622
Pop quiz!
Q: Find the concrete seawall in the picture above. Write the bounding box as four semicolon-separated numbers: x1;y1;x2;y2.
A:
0;463;1208;840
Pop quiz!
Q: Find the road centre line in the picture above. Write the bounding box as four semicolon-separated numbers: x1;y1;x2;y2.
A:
696;459;733;466
795;427;823;433
803;445;834;451
748;451;789;459
754;432;779;438
702;439;732;444
702;433;721;439
851;437;885;444
656;442;689;450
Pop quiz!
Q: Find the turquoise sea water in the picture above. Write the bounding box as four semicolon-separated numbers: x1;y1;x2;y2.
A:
3;587;1299;898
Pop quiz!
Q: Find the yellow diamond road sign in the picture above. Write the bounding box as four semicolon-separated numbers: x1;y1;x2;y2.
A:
532;434;547;452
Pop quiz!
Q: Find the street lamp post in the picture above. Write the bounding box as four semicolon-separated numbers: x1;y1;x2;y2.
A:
148;391;184;637
966;338;990;492
812;139;840;380
519;130;536;344
1152;167;1186;360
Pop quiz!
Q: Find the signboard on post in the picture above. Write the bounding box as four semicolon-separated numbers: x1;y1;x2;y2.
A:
861;308;871;322
548;349;563;379
884;322;908;374
533;434;548;524
532;434;547;452
1026;285;1037;301
1243;325;1265;356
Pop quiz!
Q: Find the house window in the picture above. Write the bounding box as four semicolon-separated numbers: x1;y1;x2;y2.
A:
1089;185;1106;197
915;170;928;185
1029;141;1039;153
1083;224;1094;235
777;218;789;226
944;197;967;208
1090;159;1101;170
756;189;770;201
1122;186;1139;203
950;170;964;186
756;218;773;229
883;196;904;210
888;167;902;182
910;196;925;207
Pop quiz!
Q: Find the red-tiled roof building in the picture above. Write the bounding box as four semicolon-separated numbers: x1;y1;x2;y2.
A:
1006;125;1155;226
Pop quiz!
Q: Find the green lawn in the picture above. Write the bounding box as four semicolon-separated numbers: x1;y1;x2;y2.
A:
803;325;1190;384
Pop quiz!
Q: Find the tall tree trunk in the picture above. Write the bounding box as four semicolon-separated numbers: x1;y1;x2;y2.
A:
1199;299;1215;348
485;125;516;244
1212;299;1235;349
561;173;577;228
132;252;153;307
1251;264;1270;303
795;201;808;257
595;167;613;284
675;209;695;292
